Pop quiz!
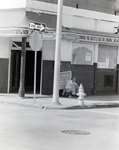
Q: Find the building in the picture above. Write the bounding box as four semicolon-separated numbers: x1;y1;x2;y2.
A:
0;0;119;95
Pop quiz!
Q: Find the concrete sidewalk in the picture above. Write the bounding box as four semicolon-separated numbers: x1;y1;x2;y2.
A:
0;93;119;109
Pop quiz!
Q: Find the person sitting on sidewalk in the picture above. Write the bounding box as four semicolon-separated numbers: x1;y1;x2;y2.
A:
64;77;79;97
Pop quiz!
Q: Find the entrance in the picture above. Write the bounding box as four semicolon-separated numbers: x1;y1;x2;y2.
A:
25;51;42;94
10;50;42;94
9;50;21;93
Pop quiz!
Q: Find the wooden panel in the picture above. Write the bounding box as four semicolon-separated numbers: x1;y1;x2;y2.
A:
0;58;9;93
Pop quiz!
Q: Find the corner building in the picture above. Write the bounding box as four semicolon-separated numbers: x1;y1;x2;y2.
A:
0;0;119;95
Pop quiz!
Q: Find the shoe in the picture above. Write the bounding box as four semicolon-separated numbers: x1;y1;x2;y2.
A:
68;95;72;98
72;95;78;97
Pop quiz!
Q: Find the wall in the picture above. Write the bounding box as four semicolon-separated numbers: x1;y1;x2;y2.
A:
42;40;94;95
0;0;26;9
0;9;28;28
26;0;119;34
95;69;117;95
42;40;72;61
0;37;10;93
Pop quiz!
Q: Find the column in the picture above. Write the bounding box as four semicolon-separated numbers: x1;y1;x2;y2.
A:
18;37;26;97
116;46;119;94
93;44;98;95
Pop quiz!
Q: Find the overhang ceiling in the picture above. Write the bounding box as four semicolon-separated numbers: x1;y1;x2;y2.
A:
33;0;119;14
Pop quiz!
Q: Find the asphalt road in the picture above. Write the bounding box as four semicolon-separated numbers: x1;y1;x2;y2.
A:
0;103;119;150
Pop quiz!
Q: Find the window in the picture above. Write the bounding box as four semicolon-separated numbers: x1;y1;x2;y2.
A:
98;45;117;69
72;42;94;65
104;75;113;87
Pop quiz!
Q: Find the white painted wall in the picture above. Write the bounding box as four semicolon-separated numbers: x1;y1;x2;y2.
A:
0;9;28;28
61;40;72;61
42;40;72;61
96;20;119;33
42;40;55;60
0;38;10;58
73;16;96;31
0;0;26;9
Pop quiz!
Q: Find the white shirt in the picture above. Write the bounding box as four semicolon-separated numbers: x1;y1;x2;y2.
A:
65;80;77;89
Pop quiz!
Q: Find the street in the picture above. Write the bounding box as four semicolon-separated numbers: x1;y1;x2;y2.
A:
0;103;119;150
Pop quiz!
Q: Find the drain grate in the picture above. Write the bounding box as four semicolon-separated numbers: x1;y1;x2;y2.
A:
61;130;90;135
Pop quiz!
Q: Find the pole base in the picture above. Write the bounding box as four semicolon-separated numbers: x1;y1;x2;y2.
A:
18;87;25;98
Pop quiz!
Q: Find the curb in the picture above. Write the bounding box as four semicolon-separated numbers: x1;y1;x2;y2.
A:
0;100;119;110
41;103;119;110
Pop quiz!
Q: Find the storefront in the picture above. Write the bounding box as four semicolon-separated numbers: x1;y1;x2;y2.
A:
0;6;119;95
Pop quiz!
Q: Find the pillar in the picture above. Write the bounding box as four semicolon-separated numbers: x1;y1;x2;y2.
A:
18;37;26;97
93;44;98;95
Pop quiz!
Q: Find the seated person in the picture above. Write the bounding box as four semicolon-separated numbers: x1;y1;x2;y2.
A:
65;77;79;97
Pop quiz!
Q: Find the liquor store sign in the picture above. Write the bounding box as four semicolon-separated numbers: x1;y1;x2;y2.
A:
62;33;119;44
0;28;119;45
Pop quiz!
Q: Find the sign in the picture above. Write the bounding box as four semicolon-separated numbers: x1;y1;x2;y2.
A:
0;28;28;37
97;62;106;68
85;53;91;61
62;33;119;44
59;71;72;90
29;22;46;32
29;31;42;51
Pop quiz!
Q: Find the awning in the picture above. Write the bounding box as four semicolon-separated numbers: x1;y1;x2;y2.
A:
0;9;29;37
0;28;29;37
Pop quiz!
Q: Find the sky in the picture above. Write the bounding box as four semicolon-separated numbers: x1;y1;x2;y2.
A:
0;0;26;9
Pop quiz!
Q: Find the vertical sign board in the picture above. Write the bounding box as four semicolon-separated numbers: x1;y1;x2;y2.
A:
59;71;72;90
29;31;42;102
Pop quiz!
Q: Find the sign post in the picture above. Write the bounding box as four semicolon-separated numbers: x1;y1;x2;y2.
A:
29;31;43;102
34;50;37;102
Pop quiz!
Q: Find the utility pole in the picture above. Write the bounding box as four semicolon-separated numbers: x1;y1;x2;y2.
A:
52;0;63;104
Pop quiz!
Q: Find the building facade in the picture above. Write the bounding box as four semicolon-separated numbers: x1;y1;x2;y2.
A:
0;0;119;95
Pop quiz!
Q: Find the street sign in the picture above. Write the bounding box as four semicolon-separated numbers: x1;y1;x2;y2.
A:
29;22;46;32
29;31;43;102
29;31;42;51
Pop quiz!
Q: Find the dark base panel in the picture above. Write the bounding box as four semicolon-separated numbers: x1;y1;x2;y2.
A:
42;60;54;95
0;58;9;93
95;69;117;95
60;62;94;95
42;61;118;96
42;61;94;95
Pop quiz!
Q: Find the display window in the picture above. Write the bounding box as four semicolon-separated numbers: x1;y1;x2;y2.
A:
98;45;117;69
72;42;94;65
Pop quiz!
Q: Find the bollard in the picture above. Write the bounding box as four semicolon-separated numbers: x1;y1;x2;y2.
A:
76;83;86;107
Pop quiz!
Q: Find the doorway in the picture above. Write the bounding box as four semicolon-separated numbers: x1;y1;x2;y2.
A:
10;50;42;94
25;51;42;94
9;50;21;93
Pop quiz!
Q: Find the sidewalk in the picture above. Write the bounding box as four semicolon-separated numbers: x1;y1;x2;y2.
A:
0;93;119;109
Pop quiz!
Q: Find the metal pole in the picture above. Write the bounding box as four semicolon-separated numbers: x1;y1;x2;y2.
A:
18;37;26;97
40;50;43;95
33;31;37;102
52;0;63;104
34;50;37;102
